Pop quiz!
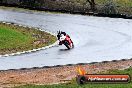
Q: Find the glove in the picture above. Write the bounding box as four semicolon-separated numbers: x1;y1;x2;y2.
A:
59;41;62;45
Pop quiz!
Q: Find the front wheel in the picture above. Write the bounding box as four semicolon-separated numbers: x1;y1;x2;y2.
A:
63;40;71;49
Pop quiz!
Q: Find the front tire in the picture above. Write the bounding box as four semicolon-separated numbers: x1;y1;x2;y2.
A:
64;40;71;49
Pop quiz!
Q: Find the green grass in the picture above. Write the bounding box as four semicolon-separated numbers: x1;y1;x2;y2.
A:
0;24;32;49
96;0;132;6
0;23;56;55
15;83;132;88
1;0;132;15
15;67;132;88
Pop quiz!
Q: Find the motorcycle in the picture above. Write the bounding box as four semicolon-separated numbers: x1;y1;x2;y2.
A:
57;31;74;49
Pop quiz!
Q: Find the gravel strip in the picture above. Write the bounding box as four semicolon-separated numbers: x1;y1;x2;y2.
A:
0;59;131;87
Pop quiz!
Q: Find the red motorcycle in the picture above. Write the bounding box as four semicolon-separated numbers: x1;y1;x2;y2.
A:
57;31;74;49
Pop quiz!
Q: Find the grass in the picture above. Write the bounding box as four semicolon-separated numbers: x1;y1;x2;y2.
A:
0;6;61;14
15;67;132;88
0;24;32;49
1;0;132;11
0;0;132;15
96;0;132;6
0;22;56;55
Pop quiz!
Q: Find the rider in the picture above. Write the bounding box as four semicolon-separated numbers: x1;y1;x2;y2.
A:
57;31;73;47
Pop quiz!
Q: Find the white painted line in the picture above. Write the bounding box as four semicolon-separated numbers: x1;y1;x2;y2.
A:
0;21;57;57
6;22;11;24
2;21;6;23
18;25;22;26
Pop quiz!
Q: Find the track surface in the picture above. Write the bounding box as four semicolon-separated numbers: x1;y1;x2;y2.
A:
0;9;132;70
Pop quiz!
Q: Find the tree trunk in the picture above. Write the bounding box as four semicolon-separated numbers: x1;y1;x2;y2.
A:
86;0;95;11
0;0;3;4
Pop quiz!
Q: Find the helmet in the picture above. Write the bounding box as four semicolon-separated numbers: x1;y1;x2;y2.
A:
61;31;66;36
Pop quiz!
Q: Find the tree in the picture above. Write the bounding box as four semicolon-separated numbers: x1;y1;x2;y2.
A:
86;0;95;11
0;0;3;4
19;0;36;8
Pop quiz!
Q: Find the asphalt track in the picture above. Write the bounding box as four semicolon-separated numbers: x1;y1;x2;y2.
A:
0;9;132;70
